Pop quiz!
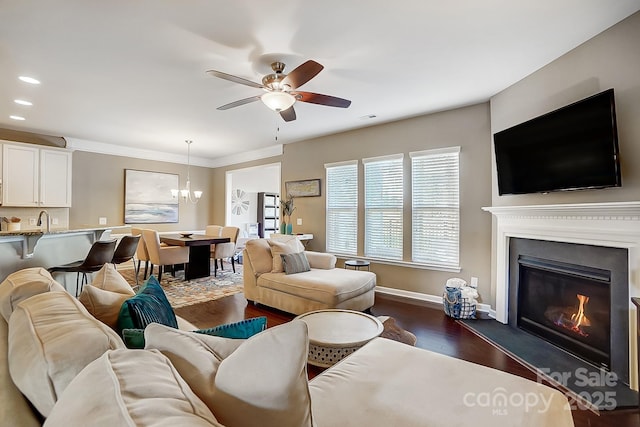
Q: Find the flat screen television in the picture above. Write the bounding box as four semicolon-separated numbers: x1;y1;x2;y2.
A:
494;88;621;195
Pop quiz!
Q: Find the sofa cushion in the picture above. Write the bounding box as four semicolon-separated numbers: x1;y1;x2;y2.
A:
309;337;574;427
267;240;301;273
282;252;311;274
244;238;274;276
117;276;178;332
0;267;65;322
211;320;314;427
145;321;314;427
44;349;223;427
258;268;376;306
8;291;125;417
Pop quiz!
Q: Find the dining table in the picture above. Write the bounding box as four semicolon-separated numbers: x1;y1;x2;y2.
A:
159;234;230;280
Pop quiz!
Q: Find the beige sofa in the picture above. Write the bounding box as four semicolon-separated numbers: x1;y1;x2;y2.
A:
243;238;376;315
0;267;575;426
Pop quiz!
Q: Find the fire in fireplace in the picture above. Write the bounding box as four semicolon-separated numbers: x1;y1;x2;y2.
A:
517;256;611;371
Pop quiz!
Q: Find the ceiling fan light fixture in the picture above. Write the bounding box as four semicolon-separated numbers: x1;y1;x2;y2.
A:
261;91;296;112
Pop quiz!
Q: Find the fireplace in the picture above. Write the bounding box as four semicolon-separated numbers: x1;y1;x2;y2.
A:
483;202;640;390
517;256;611;371
508;238;629;383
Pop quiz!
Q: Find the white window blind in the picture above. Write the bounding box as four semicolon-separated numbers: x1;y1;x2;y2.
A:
363;154;403;260
325;161;358;255
411;147;460;269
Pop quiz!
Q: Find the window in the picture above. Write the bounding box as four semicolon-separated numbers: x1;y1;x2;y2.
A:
411;147;460;269
325;161;358;255
363;154;403;260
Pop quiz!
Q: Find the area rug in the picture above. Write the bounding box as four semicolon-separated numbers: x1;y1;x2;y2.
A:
378;315;417;346
118;262;244;308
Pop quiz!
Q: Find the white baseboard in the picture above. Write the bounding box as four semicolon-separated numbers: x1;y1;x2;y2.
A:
375;286;494;317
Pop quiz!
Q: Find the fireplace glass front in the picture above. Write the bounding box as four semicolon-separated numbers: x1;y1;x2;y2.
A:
517;256;611;371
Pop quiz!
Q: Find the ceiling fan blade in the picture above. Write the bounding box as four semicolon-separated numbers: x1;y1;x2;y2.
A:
217;96;262;110
280;106;297;122
281;60;324;90
294;91;351;108
206;69;265;89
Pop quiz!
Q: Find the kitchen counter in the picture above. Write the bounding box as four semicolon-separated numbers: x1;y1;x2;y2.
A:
0;225;131;285
0;225;128;237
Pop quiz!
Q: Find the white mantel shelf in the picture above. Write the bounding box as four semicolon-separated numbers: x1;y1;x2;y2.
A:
483;201;640;389
482;201;640;220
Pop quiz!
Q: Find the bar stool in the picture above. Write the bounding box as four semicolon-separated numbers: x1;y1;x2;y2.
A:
48;239;117;297
111;234;141;285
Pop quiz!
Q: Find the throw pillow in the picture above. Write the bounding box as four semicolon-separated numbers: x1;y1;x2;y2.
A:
89;263;135;293
267;240;299;273
45;349;223;427
211;320;314;427
146;320;314;427
281;252;311;274
143;323;247;405
117;276;178;332
269;233;305;252
123;317;267;349
80;285;134;329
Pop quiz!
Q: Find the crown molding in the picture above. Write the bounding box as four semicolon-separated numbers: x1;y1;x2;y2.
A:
64;137;282;168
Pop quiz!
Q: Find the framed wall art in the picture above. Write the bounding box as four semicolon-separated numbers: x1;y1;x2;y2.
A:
124;169;179;223
285;178;321;197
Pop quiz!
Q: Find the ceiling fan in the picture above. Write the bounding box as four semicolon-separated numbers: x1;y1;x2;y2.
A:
206;60;351;122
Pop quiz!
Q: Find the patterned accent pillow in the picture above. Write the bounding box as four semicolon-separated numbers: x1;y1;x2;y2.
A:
281;252;311;274
122;317;268;349
117;276;178;333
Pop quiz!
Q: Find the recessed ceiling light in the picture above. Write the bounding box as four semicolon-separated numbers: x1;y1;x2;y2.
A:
18;76;40;85
14;99;33;106
10;115;26;121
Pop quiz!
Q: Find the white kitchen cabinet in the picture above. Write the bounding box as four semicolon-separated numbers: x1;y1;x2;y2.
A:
1;141;72;207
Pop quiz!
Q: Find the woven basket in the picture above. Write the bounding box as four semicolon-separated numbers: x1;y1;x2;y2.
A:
443;286;476;319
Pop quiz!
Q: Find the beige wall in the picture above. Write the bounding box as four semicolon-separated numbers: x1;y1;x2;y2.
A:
490;11;640;207
70;151;212;231
274;103;493;301
488;11;640;305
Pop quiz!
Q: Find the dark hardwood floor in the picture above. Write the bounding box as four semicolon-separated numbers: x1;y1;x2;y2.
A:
174;293;640;427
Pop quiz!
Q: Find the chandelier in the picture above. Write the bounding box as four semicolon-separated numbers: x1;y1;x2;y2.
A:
171;140;202;204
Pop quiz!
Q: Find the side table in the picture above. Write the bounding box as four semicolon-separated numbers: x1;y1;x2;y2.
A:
345;259;370;271
295;309;383;367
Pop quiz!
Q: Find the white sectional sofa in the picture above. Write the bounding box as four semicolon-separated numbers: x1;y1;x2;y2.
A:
0;267;575;426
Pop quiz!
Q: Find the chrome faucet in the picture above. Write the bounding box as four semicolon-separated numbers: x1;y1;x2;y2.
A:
37;210;51;233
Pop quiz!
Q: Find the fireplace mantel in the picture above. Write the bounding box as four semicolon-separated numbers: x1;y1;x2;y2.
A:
483;201;640;389
483;201;640;220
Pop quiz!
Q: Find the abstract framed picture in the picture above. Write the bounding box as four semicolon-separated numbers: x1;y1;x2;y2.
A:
124;169;179;223
285;178;321;197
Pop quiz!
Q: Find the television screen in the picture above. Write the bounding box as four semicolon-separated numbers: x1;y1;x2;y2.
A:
494;89;621;195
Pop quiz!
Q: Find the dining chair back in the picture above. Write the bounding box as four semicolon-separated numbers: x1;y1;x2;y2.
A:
212;226;240;276
141;229;189;281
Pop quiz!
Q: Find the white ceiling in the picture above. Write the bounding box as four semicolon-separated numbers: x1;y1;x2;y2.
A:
1;1;639;166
